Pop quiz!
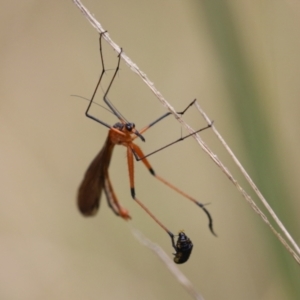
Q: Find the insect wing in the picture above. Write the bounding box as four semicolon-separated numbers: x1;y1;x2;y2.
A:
77;137;114;216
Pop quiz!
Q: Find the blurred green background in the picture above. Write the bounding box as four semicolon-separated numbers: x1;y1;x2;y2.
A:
1;1;300;299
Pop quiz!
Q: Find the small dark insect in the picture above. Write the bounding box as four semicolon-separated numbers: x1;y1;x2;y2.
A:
171;231;193;264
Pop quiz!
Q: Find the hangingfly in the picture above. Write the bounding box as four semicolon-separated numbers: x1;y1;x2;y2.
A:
77;31;216;263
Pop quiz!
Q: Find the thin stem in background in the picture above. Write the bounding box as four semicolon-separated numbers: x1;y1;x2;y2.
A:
131;227;205;300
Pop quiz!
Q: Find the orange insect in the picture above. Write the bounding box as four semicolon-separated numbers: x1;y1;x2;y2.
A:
77;32;216;262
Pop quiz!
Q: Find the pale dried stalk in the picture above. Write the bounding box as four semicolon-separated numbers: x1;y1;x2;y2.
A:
194;101;300;259
72;0;300;265
131;227;205;300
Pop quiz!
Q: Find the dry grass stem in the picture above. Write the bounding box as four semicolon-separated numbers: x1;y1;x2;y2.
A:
195;101;300;260
72;0;300;266
131;227;205;300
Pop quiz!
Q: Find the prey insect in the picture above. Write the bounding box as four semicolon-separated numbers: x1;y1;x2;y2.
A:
172;231;193;264
77;32;216;263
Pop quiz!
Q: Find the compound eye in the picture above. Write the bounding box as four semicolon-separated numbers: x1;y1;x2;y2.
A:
125;123;132;131
125;123;135;131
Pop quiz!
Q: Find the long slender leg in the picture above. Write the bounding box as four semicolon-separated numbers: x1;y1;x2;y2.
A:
84;33;132;137
137;99;198;136
132;99;213;159
85;31;112;129
135;123;213;160
130;143;216;236
126;146;175;241
99;46;145;142
102;47;124;121
103;172;131;220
